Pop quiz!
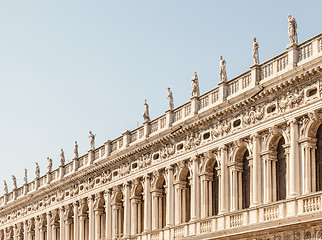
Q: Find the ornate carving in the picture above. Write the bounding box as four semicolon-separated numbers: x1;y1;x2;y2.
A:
184;132;201;150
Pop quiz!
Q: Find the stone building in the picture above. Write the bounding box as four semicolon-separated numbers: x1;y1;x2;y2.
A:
0;27;322;240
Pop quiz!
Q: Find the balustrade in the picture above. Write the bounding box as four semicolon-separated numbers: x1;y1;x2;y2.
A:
299;43;313;61
303;195;321;213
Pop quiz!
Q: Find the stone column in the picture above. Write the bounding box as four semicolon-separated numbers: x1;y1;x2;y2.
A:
122;182;131;237
39;215;46;240
23;221;28;240
151;191;158;230
252;134;261;205
94;208;102;240
220;146;228;213
174;183;182;225
190;156;200;220
231;169;238;211
300;139;317;194
267;157;272;203
200;173;213;218
104;190;112;239
64;219;72;240
289;119;300;197
94;193;103;240
143;174;151;232
73;202;79;240
78;214;87;240
87;196;95;240
131;197;139;235
35;217;39;240
166;166;174;226
59;207;65;240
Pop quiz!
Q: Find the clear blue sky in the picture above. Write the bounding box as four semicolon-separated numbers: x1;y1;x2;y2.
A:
0;0;321;195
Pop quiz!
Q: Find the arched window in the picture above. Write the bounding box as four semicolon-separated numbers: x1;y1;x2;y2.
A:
242;150;250;209
277;137;286;201
154;176;166;229
212;161;219;215
133;184;144;234
316;125;322;191
112;191;124;238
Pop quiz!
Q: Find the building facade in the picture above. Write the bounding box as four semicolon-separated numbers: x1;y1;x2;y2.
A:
0;30;322;240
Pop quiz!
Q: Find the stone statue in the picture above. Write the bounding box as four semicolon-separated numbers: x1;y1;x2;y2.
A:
191;72;200;97
288;14;298;44
4;180;8;194
167;88;174;110
74;141;79;158
219;56;227;82
60;149;65;166
24;169;28;184
252;37;259;65
35;162;40;179
143;99;150;122
47;157;53;172
89;131;96;150
12;175;17;190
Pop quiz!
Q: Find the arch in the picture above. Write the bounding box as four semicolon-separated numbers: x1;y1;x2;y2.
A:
302;114;321;139
153;175;166;229
155;175;166;190
263;127;290;152
132;182;144;234
316;124;322;191
203;156;220;173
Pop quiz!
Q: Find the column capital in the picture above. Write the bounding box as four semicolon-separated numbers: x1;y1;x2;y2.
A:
219;145;227;152
251;132;261;140
288;118;298;126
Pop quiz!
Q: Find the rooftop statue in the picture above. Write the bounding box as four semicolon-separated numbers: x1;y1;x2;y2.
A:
89;131;96;150
219;56;227;82
74;141;79;158
24;169;28;185
35;162;40;179
3;180;8;195
60;149;65;166
12;175;17;190
167;88;174;110
143;99;151;122
288;14;298;44
191;72;200;97
252;37;259;65
47;157;53;172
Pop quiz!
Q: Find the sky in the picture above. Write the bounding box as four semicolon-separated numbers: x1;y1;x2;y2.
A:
0;0;321;195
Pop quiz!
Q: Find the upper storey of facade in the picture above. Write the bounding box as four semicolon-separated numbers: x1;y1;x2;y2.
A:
0;23;322;239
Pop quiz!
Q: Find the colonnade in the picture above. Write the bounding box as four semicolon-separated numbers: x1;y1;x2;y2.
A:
1;120;322;240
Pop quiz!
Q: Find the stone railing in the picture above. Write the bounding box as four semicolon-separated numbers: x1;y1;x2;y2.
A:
134;191;322;239
1;32;321;205
227;70;252;97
